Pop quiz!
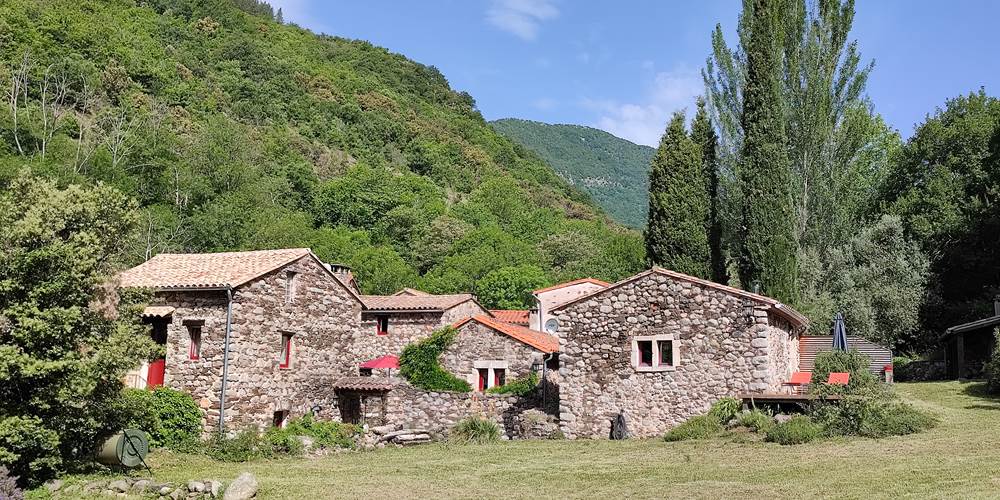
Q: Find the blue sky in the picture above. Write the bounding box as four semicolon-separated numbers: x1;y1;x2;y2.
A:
270;0;1000;147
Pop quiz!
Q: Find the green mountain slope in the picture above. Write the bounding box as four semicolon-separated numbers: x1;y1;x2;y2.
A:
0;0;644;296
491;119;654;228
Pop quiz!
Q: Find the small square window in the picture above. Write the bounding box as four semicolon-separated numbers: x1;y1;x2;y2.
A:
637;340;653;367
273;410;289;428
188;326;201;360
279;332;293;369
376;315;389;336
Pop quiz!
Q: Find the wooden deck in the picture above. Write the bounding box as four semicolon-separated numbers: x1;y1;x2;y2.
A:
738;393;841;410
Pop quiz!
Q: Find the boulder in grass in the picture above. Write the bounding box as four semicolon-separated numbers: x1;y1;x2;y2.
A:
223;472;258;500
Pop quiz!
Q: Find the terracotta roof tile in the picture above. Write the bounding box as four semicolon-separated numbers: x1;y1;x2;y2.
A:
454;315;559;353
490;309;530;326
392;288;431;296
533;278;609;294
120;248;311;289
332;376;397;392
362;293;476;312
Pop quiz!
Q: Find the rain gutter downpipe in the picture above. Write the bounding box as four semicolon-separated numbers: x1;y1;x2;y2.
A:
218;285;234;435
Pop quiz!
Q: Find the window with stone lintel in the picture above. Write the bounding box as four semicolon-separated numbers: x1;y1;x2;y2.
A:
631;334;679;372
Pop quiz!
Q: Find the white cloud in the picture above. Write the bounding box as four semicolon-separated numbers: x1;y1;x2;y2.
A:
584;67;702;147
486;0;559;41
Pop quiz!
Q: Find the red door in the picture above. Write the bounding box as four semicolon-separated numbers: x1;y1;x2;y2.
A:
147;358;165;388
146;319;168;389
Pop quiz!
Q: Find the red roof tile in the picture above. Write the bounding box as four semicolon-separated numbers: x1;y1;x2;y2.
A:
490;309;530;326
392;288;431;296
453;315;559;353
533;278;609;294
332;376;397;391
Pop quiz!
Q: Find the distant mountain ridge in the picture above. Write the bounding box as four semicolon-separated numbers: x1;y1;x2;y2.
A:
491;119;652;228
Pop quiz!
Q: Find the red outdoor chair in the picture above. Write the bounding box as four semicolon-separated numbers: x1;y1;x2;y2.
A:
828;372;850;385
784;371;812;394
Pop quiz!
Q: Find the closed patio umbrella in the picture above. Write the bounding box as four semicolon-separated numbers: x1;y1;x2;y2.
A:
832;312;849;351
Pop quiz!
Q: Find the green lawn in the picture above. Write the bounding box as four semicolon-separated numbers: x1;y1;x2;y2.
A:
65;381;1000;499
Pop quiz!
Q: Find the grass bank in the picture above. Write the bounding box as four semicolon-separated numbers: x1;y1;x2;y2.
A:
58;381;1000;498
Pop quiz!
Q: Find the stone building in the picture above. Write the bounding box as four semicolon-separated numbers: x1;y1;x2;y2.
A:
530;278;609;333
356;291;489;361
119;248;365;432
551;267;808;439
445;315;559;391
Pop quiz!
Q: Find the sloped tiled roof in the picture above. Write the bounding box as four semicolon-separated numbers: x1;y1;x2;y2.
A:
119;248;364;304
533;278;609;295
454;315;559;353
392;288;431;296
332;376;397;392
490;309;530;326
362;293;477;312
120;248;311;289
550;267;809;330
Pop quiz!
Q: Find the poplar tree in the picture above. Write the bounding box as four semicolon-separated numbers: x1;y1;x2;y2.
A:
691;97;727;284
737;0;798;302
644;112;710;278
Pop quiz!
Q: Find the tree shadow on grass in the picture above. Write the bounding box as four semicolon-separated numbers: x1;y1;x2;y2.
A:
960;381;1000;410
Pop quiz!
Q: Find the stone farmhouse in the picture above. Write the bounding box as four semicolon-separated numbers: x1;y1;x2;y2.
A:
119;248;813;439
550;267;808;438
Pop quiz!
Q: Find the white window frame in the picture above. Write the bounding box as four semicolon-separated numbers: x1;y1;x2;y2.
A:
631;334;679;372
471;360;509;391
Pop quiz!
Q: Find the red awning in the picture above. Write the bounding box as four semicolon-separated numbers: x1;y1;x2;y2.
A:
359;355;400;370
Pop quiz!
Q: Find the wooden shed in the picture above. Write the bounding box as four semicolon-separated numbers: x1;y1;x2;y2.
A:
799;335;893;379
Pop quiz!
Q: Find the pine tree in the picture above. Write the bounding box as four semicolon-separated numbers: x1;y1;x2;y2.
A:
691;97;728;284
276;7;284;24
737;0;798;302
645;112;710;278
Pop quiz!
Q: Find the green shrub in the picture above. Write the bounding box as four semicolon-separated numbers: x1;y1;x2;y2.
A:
400;327;471;392
810;392;936;438
0;416;61;487
204;429;269;462
284;414;359;449
119;387;202;451
450;416;500;444
663;415;723;442
810;349;879;395
765;415;822;445
984;329;1000;393
263;427;304;457
486;372;539;396
707;397;741;424
734;409;774;433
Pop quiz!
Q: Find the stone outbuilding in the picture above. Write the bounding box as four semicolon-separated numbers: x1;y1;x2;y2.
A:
357;290;489;361
446;315;559;392
551;267;808;439
119;248;365;432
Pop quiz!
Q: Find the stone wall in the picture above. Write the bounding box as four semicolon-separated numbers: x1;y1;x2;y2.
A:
152;254;363;432
440;321;545;389
441;300;489;324
533;282;606;331
381;383;536;438
554;271;799;439
358;311;442;361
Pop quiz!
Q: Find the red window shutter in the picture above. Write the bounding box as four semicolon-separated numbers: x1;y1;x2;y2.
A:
478;368;488;391
494;369;505;387
188;327;201;360
279;334;292;369
376;316;389;336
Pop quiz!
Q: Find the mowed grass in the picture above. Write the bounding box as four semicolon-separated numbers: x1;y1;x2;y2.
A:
75;381;1000;499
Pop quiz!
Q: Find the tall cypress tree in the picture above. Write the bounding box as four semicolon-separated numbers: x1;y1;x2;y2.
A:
644;112;710;278
691;97;728;284
737;0;798;302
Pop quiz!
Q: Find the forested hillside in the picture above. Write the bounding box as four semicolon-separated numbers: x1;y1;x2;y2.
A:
0;0;645;296
491;118;653;228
